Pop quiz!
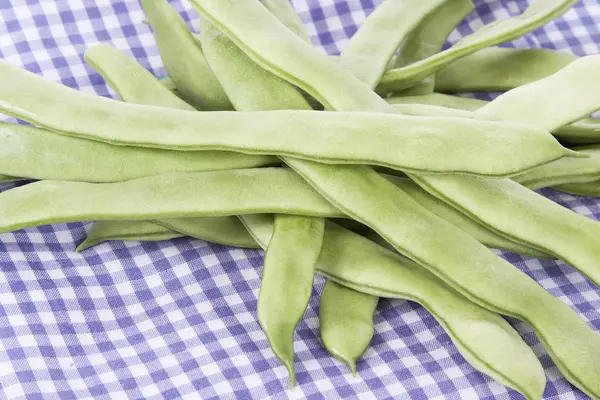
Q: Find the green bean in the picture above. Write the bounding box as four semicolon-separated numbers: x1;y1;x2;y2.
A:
76;220;184;252
190;1;600;396
390;103;474;118
435;47;577;92
319;280;378;375
386;176;553;258
241;215;546;400
0;121;278;182
201;19;326;385
337;0;450;90
475;55;600;131
0;169;343;234
514;145;600;190
154;217;259;249
140;0;232;110
391;0;474;95
262;0;310;43
554;180;600;197
258;215;324;386
84;44;195;110
0;61;574;177
377;0;578;93
387;93;600;145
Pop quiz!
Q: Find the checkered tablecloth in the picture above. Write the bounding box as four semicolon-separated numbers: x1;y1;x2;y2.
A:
1;1;599;399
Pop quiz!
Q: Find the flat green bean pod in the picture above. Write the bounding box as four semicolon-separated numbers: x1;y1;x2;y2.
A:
140;0;232;110
475;55;600;131
84;44;196;110
258;215;324;386
337;0;450;90
155;217;259;249
242;215;546;400
0;168;344;234
77;220;184;252
391;0;474;95
319;280;378;375
189;1;600;396
435;47;577;92
554;180;600;197
377;0;578;93
514;145;600;190
262;0;311;43
387;93;600;145
386;176;553;259
0;61;574;177
0;121;278;182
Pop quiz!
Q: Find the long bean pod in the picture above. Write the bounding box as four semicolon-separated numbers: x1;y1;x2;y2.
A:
0;169;344;234
514;145;600;190
196;9;547;396
242;215;547;400
0;121;278;182
337;0;449;90
387;92;600;145
191;1;600;396
435;47;577;92
258;215;324;386
319;280;378;375
0;61;571;177
377;0;578;93
76;221;184;252
139;0;231;110
391;0;474;95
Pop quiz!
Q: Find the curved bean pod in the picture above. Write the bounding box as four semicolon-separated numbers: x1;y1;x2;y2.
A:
262;0;311;43
514;145;600;190
337;0;449;90
0;169;343;234
319;280;378;375
377;0;578;93
391;0;474;95
84;44;195;110
435;47;576;93
140;0;232;110
241;215;547;400
190;1;599;396
554;180;600;197
0;122;279;182
155;217;259;249
77;220;183;252
387;93;600;145
258;215;324;386
475;55;600;131
0;61;573;177
386;176;553;259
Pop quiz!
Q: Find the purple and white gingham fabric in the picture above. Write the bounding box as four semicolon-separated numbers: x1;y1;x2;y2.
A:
1;1;599;399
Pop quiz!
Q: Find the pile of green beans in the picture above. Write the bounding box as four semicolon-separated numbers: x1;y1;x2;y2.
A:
1;0;599;398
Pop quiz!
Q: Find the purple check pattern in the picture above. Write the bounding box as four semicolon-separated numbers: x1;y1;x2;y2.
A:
1;1;599;399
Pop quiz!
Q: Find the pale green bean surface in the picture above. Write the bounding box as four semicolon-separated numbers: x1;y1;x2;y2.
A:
0;169;344;234
0;61;571;177
378;0;578;92
435;47;577;92
554;180;600;197
140;0;231;110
